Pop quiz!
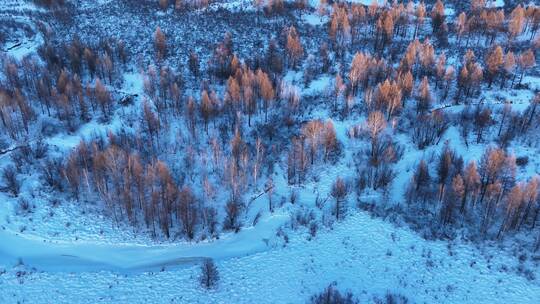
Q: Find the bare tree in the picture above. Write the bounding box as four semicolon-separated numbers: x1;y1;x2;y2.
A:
178;186;198;239
405;160;434;206
302;120;324;165
188;51;200;77
260;174;272;212
365;111;386;161
94;78;112;119
224;199;242;231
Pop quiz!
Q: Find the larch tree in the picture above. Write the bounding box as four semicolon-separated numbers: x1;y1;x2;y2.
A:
460;161;480;214
398;71;414;103
329;6;351;55
435;53;446;89
436;144;453;202
416;77;431;114
366;110;387;162
186;96;197;138
302;120;324;165
441;174;464;225
442;66;455;100
189;51;200;77
518;176;539;229
497;103;512;137
243;80;255;126
334;73;345;111
323;120;337;162
286;26;304;69
508;5;526;46
471;0;485;14
485;10;504;44
376;11;395;51
478;147;514;205
375;80;402;119
349;52;370;94
178;186;198;239
257;69;274;121
225;76;241;116
455;12;468;46
517;49;535;86
485;45;504;88
143;101;160;145
431;0;446;41
101;52;114;84
159;0;168;10
419;39;435;75
524;92;540;129
94;78;111;119
501;51;516;88
499;183;524;235
200;90;214;133
473;107;492;144
413;2;426;39
154;27;167;60
83;48;97;79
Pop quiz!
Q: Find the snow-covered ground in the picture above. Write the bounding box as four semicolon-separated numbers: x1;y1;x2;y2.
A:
1;212;539;303
488;0;505;8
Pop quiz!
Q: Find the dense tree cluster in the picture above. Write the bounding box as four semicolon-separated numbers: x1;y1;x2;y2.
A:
404;143;540;239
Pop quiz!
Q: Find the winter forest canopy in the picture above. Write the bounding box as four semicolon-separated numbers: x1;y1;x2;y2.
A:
0;0;540;303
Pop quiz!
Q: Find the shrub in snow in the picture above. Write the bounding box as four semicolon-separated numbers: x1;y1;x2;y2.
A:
379;293;409;304
16;198;31;215
199;259;219;290
1;165;20;196
309;282;357;304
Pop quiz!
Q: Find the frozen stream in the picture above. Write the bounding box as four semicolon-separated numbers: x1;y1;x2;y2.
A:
0;213;288;273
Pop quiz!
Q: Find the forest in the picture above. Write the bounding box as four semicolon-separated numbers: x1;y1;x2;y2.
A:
1;0;539;244
1;0;540;302
0;1;540;301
